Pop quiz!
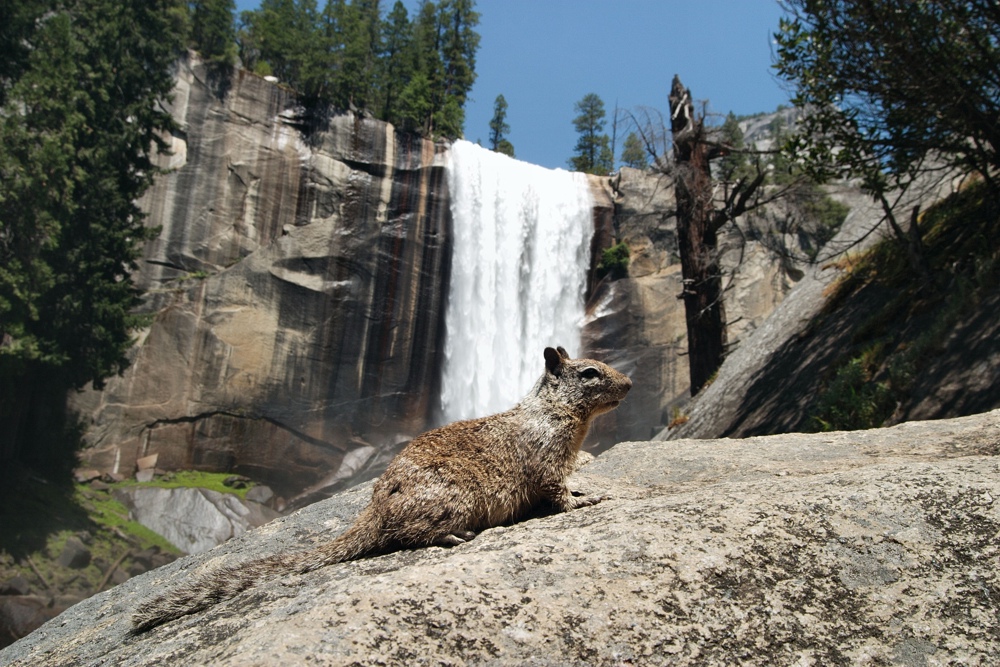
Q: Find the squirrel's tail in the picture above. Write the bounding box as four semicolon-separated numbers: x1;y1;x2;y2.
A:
130;508;387;633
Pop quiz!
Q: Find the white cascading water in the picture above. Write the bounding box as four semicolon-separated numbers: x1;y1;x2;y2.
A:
441;140;594;423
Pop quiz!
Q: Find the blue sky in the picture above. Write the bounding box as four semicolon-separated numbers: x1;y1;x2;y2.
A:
234;0;791;170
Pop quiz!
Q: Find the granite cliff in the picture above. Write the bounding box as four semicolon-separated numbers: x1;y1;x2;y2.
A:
71;55;818;500
73;55;455;504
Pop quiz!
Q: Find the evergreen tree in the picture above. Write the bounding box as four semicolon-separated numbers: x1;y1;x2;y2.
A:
718;112;751;182
396;70;434;134
620;131;648;169
235;8;265;73
190;0;237;66
376;0;413;122
0;0;186;471
488;94;513;156
330;0;381;110
402;1;444;135
569;93;613;174
434;0;479;137
398;0;479;137
237;0;478;135
0;2;48;108
242;0;318;90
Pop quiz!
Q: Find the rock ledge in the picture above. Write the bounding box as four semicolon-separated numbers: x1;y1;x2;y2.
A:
2;410;998;666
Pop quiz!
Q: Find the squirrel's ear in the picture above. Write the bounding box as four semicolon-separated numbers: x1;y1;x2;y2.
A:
544;347;564;376
556;346;570;360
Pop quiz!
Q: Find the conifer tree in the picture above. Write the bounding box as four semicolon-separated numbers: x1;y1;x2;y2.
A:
376;0;413;122
331;0;381;110
569;93;613;174
244;0;318;90
489;94;514;156
620;132;648;169
191;0;237;66
718;112;752;182
401;1;444;135
0;0;186;471
434;0;479;137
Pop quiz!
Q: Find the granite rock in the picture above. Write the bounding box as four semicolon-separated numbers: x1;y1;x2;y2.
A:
113;487;280;554
72;54;451;499
3;410;997;666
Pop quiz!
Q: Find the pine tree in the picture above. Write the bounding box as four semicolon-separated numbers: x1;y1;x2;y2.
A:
434;0;479;137
243;0;318;90
0;0;186;471
237;0;478;135
330;0;381;110
488;94;513;156
191;0;237;67
620;131;647;169
399;0;442;135
569;93;613;174
718;112;751;182
400;0;478;138
376;0;412;122
396;70;434;134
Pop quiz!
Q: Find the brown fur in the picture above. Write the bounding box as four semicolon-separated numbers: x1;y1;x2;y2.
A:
131;346;631;633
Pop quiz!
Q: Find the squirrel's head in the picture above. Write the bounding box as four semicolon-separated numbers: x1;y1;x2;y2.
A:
542;346;632;418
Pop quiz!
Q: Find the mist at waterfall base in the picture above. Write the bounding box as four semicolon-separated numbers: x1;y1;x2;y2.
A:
441;140;594;424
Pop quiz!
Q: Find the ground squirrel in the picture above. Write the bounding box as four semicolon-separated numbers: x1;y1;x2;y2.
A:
131;346;631;633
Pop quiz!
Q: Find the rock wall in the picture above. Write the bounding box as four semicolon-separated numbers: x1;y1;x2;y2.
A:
662;169;971;441
583;167;812;444
73;54;452;502
4;410;997;665
71;56;824;497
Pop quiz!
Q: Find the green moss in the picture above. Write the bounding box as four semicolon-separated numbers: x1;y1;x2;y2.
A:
114;470;254;500
76;486;180;553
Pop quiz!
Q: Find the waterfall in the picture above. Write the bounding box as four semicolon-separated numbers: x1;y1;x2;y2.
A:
441;140;594;423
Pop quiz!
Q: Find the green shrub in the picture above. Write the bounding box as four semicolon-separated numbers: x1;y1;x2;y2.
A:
597;241;630;280
811;357;895;431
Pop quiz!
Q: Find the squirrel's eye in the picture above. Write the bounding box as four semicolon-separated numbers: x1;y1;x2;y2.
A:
581;367;601;380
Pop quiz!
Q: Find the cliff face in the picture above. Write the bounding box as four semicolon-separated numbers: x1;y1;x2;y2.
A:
72;57;816;497
74;55;452;501
583;167;811;443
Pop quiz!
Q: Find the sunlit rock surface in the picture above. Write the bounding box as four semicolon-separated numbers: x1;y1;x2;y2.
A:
113;487;279;554
74;54;451;501
4;411;997;665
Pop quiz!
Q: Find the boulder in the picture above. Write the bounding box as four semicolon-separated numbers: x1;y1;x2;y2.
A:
56;538;91;569
0;577;30;596
113;487;280;554
244;484;274;505
2;410;997;665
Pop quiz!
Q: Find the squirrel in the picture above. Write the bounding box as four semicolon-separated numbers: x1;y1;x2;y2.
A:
131;346;631;633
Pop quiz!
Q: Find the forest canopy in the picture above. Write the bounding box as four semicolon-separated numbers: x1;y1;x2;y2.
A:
0;0;186;470
237;0;481;138
774;0;1000;195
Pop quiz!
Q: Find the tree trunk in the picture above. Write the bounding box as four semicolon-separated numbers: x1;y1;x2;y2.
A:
669;75;727;396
